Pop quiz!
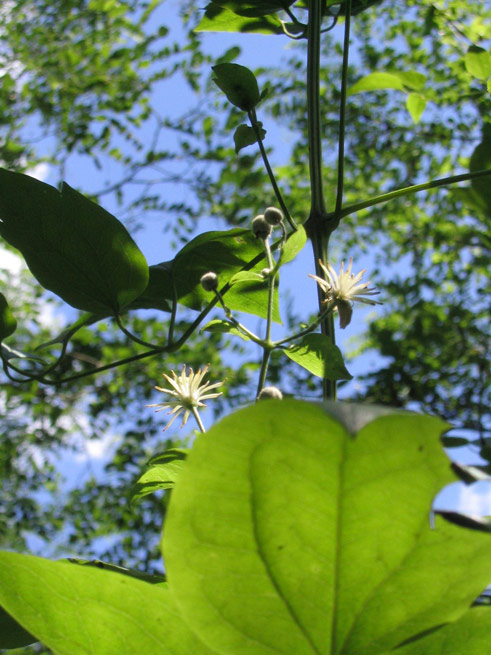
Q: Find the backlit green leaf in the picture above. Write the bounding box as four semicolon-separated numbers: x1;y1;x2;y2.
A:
195;3;283;34
349;72;406;95
0;169;149;314
406;93;427;123
465;45;491;81
283;333;352;379
277;225;307;267
382;607;491;655
163;400;491;655
131;449;188;503
0;552;213;655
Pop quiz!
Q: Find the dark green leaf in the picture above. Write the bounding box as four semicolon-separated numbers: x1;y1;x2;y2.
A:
171;228;280;321
470;138;491;211
334;0;386;16
65;558;166;585
126;262;173;312
283;333;352;379
211;0;295;18
451;462;491;484
437;511;491;533
147;447;190;467
233;123;266;153
212;63;261;112
441;435;470;448
0;605;37;649
0;169;149;314
0;292;17;342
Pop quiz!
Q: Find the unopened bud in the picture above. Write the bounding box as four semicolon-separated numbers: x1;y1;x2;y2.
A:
261;268;271;278
252;215;272;240
200;272;219;292
258;386;283;400
336;299;353;329
264;206;284;226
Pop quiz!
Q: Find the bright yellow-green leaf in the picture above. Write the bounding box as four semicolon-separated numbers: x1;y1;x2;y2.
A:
465;45;491;80
406;93;427;123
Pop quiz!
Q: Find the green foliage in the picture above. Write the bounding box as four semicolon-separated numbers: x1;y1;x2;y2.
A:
0;293;17;342
131;448;189;503
283;333;352;379
213;63;262;111
0;169;149;314
464;45;491;80
0;554;213;655
195;4;283;35
234;123;266;153
3;401;491;654
0;606;37;649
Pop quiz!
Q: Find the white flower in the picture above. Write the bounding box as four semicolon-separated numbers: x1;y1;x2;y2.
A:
147;364;223;432
309;258;382;328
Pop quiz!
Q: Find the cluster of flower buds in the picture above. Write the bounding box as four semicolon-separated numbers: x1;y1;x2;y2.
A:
252;206;284;240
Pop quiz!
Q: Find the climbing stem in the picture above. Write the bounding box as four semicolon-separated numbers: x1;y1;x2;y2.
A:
334;3;352;218
306;0;326;217
249;109;297;231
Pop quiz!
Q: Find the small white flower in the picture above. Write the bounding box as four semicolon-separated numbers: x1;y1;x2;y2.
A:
309;258;382;328
147;364;223;432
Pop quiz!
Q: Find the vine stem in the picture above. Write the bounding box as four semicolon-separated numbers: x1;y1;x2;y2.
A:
336;167;491;219
256;238;276;398
305;0;339;401
248;109;298;231
334;2;351;218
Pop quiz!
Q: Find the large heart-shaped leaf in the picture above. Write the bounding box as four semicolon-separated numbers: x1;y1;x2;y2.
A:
0;553;214;655
0;168;149;314
163;400;491;655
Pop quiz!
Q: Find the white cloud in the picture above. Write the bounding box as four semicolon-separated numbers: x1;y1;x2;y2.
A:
0;245;23;275
26;162;50;182
456;482;491;516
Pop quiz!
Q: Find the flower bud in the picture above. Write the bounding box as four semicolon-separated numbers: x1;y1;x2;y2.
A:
251;215;272;240
200;272;219;292
336;299;353;329
261;267;271;278
263;206;284;226
258;386;283;400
